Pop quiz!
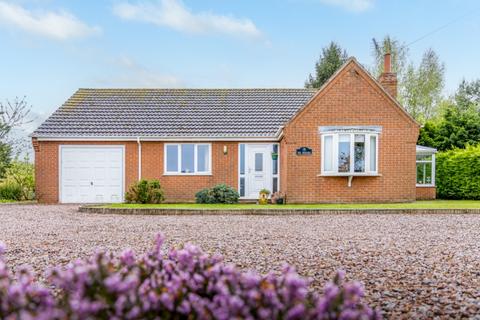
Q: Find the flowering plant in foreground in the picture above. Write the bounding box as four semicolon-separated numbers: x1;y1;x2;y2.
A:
0;235;381;319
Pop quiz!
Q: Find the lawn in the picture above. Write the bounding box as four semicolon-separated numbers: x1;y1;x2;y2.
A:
102;200;480;210
0;199;20;203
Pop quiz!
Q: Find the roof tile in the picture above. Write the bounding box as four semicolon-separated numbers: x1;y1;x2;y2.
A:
32;88;317;138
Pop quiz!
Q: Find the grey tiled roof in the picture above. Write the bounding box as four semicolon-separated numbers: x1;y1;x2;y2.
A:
32;88;317;139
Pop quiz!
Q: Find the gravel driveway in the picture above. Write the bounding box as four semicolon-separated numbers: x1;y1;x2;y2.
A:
1;204;480;319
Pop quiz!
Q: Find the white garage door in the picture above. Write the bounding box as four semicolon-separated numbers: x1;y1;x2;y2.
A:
60;146;124;203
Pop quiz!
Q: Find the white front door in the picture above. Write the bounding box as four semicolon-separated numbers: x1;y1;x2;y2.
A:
245;144;272;199
60;146;124;203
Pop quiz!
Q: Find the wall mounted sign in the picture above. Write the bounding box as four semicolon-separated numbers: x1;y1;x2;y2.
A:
296;147;312;156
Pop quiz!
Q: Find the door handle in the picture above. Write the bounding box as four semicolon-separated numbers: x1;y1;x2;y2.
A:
90;182;93;186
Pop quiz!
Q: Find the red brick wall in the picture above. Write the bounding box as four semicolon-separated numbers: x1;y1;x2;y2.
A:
281;61;420;203
141;141;238;202
34;62;420;204
33;140;239;203
33;140;139;203
416;187;436;200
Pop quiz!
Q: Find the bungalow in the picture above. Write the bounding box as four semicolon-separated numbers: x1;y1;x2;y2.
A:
31;55;436;203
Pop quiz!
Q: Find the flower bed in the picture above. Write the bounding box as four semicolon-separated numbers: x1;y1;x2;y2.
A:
0;234;381;319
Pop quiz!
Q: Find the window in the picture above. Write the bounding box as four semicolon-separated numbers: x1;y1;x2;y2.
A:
321;131;379;175
239;144;246;197
164;143;211;175
166;145;178;172
416;153;435;186
272;144;279;193
338;134;351;172
323;135;333;171
255;153;263;171
354;135;365;172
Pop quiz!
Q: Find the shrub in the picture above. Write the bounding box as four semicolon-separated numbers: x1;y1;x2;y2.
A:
195;188;216;204
125;179;165;204
2;160;35;200
0;181;22;201
436;145;480;199
0;235;381;319
195;184;239;204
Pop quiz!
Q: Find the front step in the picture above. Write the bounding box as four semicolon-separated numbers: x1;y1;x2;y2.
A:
239;199;258;204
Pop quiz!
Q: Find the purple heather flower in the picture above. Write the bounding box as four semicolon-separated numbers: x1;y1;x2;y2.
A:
160;292;174;311
0;242;5;256
0;233;380;320
120;249;136;266
286;304;306;320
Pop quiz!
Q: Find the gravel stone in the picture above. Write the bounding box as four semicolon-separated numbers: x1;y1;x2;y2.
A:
1;204;480;318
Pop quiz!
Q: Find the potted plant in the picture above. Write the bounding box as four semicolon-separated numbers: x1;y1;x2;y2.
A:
271;192;285;205
258;188;270;205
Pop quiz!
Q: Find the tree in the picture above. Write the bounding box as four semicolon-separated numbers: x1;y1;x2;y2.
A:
0;96;31;140
0;96;32;164
305;42;348;89
371;35;408;79
371;36;445;123
418;80;480;151
0;142;12;178
401;49;445;122
455;79;480;112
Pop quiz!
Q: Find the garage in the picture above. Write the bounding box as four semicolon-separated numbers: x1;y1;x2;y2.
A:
60;146;124;203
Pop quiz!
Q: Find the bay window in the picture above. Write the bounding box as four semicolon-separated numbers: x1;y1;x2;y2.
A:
320;126;381;176
164;143;211;175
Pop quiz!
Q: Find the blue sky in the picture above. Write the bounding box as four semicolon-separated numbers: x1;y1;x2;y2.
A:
0;0;479;127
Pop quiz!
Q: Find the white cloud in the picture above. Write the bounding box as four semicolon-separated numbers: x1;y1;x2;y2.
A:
98;55;183;88
0;1;100;40
113;0;262;39
318;0;374;12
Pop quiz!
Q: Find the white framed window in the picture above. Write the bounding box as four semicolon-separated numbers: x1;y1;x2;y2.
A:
164;143;212;175
416;153;435;187
320;127;380;176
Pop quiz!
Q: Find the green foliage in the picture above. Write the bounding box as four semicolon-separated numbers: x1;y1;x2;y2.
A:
455;79;480;111
401;49;445;122
436;145;480;199
125;179;165;204
195;188;216;204
305;42;348;88
371;35;408;78
418;80;480;151
0;142;12;179
0;181;22;201
259;188;270;195
195;184;239;204
371;36;445;123
1;160;34;200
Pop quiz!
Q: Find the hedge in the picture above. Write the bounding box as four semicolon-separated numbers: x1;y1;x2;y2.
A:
436;145;480;199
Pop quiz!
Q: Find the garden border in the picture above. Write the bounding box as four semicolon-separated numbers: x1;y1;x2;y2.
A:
79;206;480;215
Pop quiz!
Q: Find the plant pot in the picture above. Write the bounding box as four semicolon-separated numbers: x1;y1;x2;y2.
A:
271;152;278;160
258;192;269;205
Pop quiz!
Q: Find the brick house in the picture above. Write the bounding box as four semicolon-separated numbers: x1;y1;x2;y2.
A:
31;55;436;204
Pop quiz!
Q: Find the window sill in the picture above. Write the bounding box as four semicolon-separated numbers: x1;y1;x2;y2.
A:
318;173;382;177
163;173;212;176
416;184;435;188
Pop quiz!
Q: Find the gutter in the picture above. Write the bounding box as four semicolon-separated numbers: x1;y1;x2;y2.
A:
33;136;281;142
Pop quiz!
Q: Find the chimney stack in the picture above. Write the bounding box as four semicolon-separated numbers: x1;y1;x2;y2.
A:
379;52;397;99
